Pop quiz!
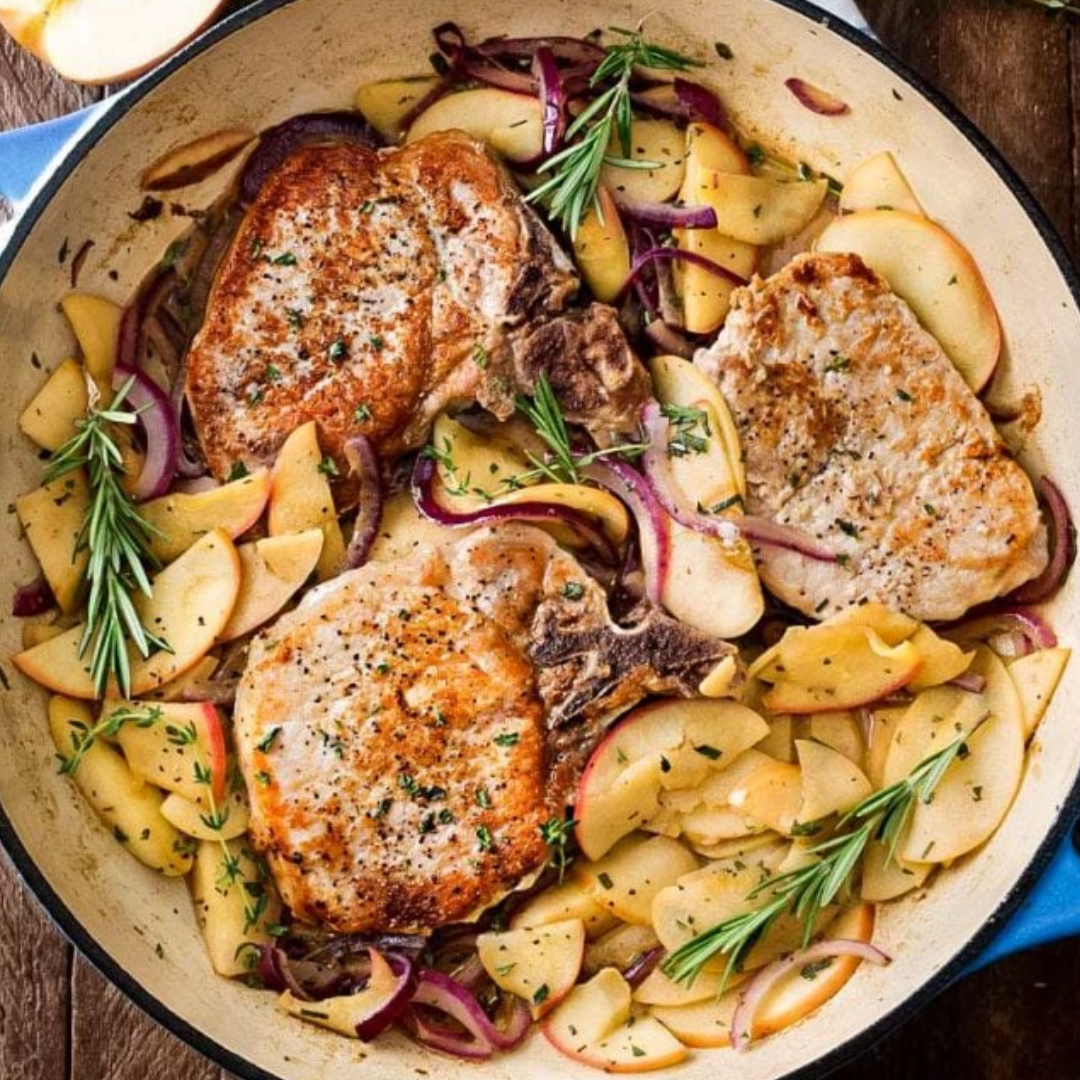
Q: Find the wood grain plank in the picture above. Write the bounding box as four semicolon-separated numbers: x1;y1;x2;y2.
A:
0;40;100;132
71;956;224;1080
861;0;1075;248
0;849;70;1080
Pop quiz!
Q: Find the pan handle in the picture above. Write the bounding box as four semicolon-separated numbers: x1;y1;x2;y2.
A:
0;106;100;208
966;828;1080;973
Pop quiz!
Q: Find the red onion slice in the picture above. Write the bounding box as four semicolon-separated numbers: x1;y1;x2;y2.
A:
239;112;382;205
473;33;605;66
12;577;55;617
583;460;671;603
623;946;664;988
410;453;618;565
401;968;516;1059
946;607;1058;652
533;46;566;157
674;77;729;129
738;516;839;562
353;951;417;1042
784;77;851;117
344;435;384;569
615;199;718;230
113;363;179;502
618;246;747;304
1008;477;1075;604
118;267;179;372
731;938;890;1051
948;671;987;694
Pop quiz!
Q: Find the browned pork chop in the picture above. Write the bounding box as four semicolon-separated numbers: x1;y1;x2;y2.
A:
235;526;733;934
696;252;1046;621
185;131;648;483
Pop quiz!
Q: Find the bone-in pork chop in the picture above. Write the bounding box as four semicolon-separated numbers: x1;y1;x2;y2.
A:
696;252;1046;621
185;131;648;483
235;526;733;933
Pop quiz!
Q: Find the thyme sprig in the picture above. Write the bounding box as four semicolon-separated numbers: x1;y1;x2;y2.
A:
526;26;703;237
540;812;578;883
44;377;170;698
661;724;986;988
58;703;163;777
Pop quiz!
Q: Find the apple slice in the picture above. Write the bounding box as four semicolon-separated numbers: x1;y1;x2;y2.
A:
477;918;585;1018
18;357;88;451
14;528;241;699
510;876;620;939
582;924;662;978
907;624;973;691
9;0;227;85
405;87;543;163
754;624;924;714
839;151;924;216
601;119;686;207
47;695;193;876
587;1015;688;1072
576;699;769;860
677;804;764;847
60;292;121;390
815;209;1001;392
114;699;228;806
682;170;827;245
141;468;271;563
864;705;908;789
818;601;919;646
806;712;865;769
268;422;345;580
860;838;932;902
220;529;323;641
575;834;699;926
794;738;872;823
542;968;632;1057
574;186;631;303
684;121;749;175
728;761;803;836
674;225;758;334
160;787;249;842
16;470;90;614
0;4;48;58
356;77;442;142
1008;647;1071;740
368;490;456;563
144;654;217;702
141;128;255;191
688;832;784;862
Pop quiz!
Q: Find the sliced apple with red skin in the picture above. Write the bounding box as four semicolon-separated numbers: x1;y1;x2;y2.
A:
754;624;924;714
575;833;699;926
141;468;271;563
477;918;586;1019
839;151;924;216
816;209;1002;392
574;185;631;304
651;904;875;1047
113;699;228;806
3;0;228;84
406;87;543;163
356;77;441;142
14;528;241;699
268;422;345;580
1008;647;1071;740
576;699;769;859
542;968;632;1057
16;470;90;614
587;1016;688;1072
60;292;121;389
510;876;620;939
18;357;88;451
220;529;323;641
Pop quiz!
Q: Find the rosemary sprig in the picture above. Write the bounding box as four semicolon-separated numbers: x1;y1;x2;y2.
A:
661;723;986;988
44;378;170;698
526;26;703;237
58;703;163;777
511;373;648;486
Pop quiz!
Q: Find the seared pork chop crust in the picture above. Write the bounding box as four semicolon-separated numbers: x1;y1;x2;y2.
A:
697;253;1046;621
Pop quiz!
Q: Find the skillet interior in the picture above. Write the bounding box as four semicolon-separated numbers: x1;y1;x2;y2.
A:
0;1;1078;1077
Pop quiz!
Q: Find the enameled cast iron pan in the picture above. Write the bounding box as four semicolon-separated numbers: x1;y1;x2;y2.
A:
1;1;1080;1077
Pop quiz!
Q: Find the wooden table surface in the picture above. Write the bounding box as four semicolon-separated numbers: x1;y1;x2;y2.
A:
2;1;1079;1077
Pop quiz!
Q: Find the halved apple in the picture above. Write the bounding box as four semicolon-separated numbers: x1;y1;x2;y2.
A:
509;876;620;939
268;422;345;580
114;699;228;806
141;468;271;563
1008;647;1071;740
574;185;632;304
840;151;924;216
815;209;1001;391
356;77;442;142
60;292;121;389
14;528;241;699
601;119;686;207
682;170;827;245
160;787;250;842
575;698;769;859
575;833;699;926
18;358;88;451
47;695;193;876
405;87;543;163
795;738;872;823
3;0;228;85
220;529;323;641
477;918;586;1019
16;470;90;614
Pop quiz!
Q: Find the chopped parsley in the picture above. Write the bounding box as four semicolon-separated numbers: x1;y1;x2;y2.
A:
271;251;297;266
532;984;550;1006
836;519;860;539
284;307;304;330
473;343;489;369
597;872;614;890
897;387;914;402
714;41;733;59
702;493;744;515
265;363;283;384
694;744;722;760
354;403;372;424
226;461;250;482
317;455;339;477
475;787;493;809
561;581;586;601
256;727;282;753
369;334;385;352
493;732;520;747
824;354;851;374
329;337;347;362
476;825;494;852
